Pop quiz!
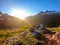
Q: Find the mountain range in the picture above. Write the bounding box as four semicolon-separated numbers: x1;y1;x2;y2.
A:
26;10;60;27
0;12;27;29
0;10;60;29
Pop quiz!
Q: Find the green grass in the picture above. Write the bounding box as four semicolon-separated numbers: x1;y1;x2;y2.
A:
0;26;60;45
0;27;29;44
47;26;60;32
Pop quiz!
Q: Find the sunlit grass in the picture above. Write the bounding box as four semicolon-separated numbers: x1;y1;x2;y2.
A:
47;26;60;32
0;27;29;44
0;26;60;45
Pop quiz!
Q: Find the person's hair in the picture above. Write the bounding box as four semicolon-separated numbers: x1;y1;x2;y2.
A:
32;25;35;27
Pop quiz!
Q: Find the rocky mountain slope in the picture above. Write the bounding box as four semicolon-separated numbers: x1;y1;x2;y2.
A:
26;10;60;27
0;12;27;29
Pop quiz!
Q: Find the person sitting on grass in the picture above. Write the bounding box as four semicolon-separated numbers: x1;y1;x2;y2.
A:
39;24;56;34
29;25;38;37
29;25;36;33
29;24;48;45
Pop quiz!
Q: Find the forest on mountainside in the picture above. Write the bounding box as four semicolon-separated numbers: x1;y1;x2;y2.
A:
26;10;60;27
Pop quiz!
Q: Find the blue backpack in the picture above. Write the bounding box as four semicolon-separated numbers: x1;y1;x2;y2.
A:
33;31;37;37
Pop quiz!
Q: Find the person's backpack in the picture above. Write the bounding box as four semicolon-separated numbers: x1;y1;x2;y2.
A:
33;31;37;37
39;24;45;30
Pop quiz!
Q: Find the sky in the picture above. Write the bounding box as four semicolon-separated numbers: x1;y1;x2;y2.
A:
0;0;60;16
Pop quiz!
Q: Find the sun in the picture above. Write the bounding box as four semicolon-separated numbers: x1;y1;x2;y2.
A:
10;9;29;20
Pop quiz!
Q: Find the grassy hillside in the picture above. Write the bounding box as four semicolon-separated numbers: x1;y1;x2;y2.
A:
0;26;60;45
0;26;29;44
47;26;60;32
0;12;29;29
